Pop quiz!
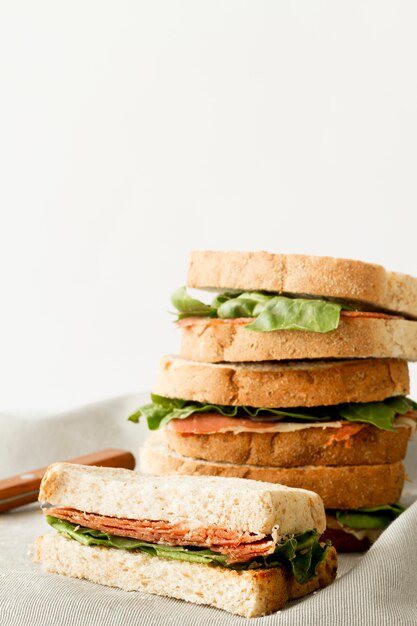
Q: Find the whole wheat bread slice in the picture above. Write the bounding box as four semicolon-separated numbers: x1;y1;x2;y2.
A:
154;356;409;408
188;251;417;318
178;316;417;362
164;422;413;468
139;442;405;509
35;534;337;617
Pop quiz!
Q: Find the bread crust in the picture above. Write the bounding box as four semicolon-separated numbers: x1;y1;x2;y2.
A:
35;534;337;617
188;251;417;317
178;317;417;362
164;423;412;467
140;444;405;509
154;356;409;408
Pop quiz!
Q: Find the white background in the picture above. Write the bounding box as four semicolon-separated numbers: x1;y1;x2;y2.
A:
0;1;416;411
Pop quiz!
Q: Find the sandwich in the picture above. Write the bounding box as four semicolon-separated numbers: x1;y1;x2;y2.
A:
133;355;416;551
35;463;337;618
127;250;416;552
173;251;417;361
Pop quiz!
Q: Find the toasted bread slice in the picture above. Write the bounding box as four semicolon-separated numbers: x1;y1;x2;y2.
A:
140;441;405;510
188;251;417;318
35;534;337;617
178;316;417;362
154;356;409;408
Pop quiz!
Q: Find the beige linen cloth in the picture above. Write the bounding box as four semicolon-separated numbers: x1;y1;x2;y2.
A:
0;394;416;626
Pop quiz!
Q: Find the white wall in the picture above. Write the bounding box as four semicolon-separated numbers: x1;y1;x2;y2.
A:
0;1;416;410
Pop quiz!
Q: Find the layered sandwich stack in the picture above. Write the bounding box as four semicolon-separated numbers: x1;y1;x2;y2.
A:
133;251;417;551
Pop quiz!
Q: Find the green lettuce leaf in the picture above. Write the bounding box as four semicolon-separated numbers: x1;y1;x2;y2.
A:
171;287;216;319
47;516;230;564
217;292;272;318
245;296;341;333
385;396;417;412
46;517;328;584
128;394;416;432
339;395;415;432
171;288;342;333
127;397;202;430
291;537;330;584
335;504;405;530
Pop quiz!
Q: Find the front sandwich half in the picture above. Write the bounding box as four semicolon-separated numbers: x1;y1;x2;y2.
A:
35;463;337;618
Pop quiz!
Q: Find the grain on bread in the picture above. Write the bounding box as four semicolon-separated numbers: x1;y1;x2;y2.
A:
164;422;412;467
140;442;405;509
154;356;409;408
178;316;417;362
188;251;417;318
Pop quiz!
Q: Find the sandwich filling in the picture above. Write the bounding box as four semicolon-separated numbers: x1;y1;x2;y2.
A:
334;503;404;531
46;507;274;562
129;394;417;432
44;512;329;584
327;503;404;541
172;287;407;334
166;416;416;441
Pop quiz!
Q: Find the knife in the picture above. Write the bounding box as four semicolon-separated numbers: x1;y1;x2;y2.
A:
0;448;136;513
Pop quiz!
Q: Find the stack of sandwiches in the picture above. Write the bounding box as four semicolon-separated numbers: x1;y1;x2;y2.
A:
36;250;416;615
134;251;417;551
35;463;337;617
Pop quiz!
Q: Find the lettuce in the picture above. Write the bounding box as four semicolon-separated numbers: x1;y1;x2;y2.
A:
245;297;341;333
128;394;416;432
171;287;342;333
171;287;216;319
335;504;405;530
46;516;328;584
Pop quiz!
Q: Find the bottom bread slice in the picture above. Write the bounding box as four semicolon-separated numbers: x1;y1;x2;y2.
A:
139;443;404;509
35;534;337;618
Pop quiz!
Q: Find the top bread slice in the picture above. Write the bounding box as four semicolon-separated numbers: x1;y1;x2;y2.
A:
40;463;326;537
188;251;417;318
154;356;409;408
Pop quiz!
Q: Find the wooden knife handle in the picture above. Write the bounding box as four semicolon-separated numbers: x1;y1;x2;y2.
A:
0;448;135;513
